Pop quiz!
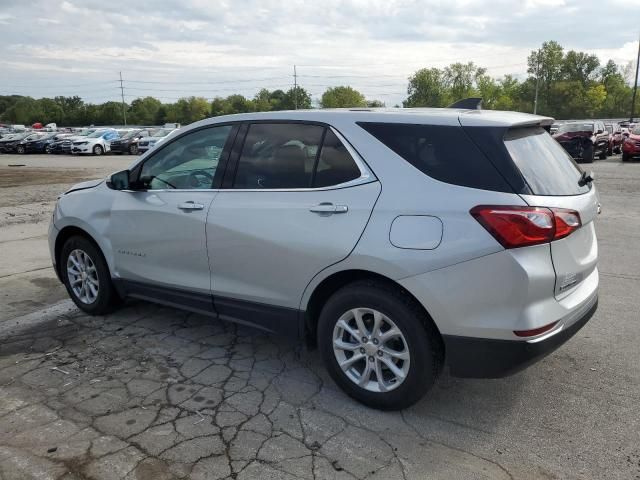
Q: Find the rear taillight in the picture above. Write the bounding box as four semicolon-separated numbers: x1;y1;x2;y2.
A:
470;205;581;249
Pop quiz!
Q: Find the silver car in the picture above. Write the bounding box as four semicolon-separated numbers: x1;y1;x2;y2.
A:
48;109;599;409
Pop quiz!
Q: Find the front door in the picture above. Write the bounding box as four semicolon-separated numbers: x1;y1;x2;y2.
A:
109;124;234;313
206;123;380;334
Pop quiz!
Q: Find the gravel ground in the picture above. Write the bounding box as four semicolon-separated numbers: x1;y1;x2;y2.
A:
0;153;639;480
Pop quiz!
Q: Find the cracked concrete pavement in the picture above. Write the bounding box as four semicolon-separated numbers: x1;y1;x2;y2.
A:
1;154;640;479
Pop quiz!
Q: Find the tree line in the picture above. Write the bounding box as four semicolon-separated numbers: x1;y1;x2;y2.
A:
0;40;637;127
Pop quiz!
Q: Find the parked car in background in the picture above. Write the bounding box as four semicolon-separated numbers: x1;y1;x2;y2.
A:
137;128;175;154
110;129;156;155
49;109;599;409
16;132;58;153
552;121;609;163
0;132;32;153
604;123;623;155
622;126;640;162
49;129;98;154
71;129;119;156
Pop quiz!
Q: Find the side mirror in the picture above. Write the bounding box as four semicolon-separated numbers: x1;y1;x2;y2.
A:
596;129;604;134
107;170;130;190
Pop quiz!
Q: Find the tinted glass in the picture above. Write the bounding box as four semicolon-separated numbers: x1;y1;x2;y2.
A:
140;125;231;190
313;130;361;187
234;123;324;189
358;122;511;192
504;127;589;196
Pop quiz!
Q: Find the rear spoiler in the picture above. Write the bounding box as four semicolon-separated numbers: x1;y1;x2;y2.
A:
448;97;483;110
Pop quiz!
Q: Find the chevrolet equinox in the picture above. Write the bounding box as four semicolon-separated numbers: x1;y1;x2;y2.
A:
49;109;599;410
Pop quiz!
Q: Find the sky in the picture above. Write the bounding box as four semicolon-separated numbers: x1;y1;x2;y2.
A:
0;0;638;107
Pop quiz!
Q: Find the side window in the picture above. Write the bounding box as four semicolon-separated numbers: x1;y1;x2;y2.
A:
358;122;511;192
139;125;232;190
233;123;324;189
313;130;361;187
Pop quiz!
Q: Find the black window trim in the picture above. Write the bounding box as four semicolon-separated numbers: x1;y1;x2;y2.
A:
222;120;375;192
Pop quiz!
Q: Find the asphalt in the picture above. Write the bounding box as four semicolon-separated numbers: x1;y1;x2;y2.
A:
0;153;639;480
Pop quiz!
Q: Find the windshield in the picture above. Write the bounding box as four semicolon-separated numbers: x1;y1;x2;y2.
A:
87;130;109;138
505;127;590;196
76;130;94;137
152;129;173;137
120;130;141;139
556;123;593;134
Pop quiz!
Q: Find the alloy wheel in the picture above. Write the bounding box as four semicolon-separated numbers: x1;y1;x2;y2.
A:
332;307;410;392
66;249;100;304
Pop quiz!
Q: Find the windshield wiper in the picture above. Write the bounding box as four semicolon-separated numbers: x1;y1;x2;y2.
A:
578;171;594;187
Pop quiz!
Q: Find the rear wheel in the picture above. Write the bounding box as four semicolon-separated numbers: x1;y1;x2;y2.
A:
622;152;630;162
582;144;594;163
318;280;442;410
16;145;25;154
129;144;138;155
599;144;607;160
61;236;120;315
93;145;103;156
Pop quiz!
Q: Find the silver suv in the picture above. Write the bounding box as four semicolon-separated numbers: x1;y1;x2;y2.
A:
49;109;599;410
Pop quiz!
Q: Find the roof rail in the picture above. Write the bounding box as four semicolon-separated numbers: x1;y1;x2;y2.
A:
448;98;483;110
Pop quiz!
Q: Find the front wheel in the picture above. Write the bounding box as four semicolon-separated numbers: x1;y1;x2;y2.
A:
599;144;607;160
582;144;594;163
318;280;442;410
16;145;25;154
93;145;103;156
129;144;138;155
61;236;120;315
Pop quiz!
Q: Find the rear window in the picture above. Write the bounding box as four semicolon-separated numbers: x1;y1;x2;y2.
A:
358;122;511;192
504;127;589;196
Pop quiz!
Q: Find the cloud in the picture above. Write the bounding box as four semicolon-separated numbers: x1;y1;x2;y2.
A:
0;0;638;106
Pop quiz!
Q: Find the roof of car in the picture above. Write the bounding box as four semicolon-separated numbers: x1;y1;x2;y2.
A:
187;108;554;131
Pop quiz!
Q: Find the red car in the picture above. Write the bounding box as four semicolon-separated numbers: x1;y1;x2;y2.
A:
622;126;640;162
605;123;623;155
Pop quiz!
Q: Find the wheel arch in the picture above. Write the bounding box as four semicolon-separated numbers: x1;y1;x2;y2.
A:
303;269;444;354
54;226;107;281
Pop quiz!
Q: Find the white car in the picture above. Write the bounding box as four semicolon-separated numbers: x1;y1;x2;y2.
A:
71;129;119;155
137;128;176;153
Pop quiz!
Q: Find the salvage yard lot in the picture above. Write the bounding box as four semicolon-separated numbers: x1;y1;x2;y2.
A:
0;153;639;479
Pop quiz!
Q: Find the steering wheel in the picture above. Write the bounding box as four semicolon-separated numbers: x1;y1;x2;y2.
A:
188;170;214;188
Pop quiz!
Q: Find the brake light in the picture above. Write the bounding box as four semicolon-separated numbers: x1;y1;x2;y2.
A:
470;205;581;249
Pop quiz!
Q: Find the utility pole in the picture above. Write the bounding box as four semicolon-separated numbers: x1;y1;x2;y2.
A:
293;65;298;110
533;49;541;115
630;33;640;123
119;71;127;126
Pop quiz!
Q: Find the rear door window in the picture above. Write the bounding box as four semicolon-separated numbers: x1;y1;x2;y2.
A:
232;124;362;189
313;130;361;188
504;127;589;196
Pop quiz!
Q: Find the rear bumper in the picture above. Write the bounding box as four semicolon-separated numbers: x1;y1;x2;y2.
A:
443;295;598;378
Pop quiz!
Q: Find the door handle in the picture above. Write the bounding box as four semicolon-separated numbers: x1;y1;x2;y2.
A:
309;203;348;215
178;201;205;211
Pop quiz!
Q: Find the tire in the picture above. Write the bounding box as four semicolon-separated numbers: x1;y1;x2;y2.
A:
61;236;120;315
129;144;138;155
16;145;25;154
599;144;607;160
317;280;442;410
622;152;630;162
93;145;103;156
608;144;613;156
582;144;594;163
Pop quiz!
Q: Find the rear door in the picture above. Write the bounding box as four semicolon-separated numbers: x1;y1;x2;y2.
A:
206;122;380;334
503;127;599;300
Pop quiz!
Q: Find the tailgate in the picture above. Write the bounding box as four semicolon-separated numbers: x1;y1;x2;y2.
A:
520;189;599;298
503;127;599;299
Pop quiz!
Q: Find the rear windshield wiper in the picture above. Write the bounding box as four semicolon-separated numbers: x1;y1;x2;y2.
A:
578;171;594;187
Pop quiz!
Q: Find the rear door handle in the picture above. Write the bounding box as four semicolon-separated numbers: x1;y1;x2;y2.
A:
178;201;205;211
309;203;348;215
